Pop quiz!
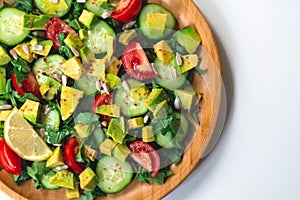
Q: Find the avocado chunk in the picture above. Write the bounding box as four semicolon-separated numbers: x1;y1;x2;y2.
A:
0;45;11;66
46;147;64;168
79;9;95;29
0;110;11;121
60;86;84;121
64;34;84;50
118;29;138;45
96;104;120;118
113;144;131;162
36;74;61;101
128;117;144;130
83;145;97;161
153;100;169;118
79;45;95;64
153;40;174;65
38;0;69;16
74;124;89;138
142;126;155;142
106;56;122;75
79;167;98;191
61;56;84;80
146;13;167;39
173;26;202;54
107;117;126;144
175;54;199;74
174;89;196;111
99;138;118;156
87;58;106;80
49;170;74;189
22;14;52;30
106;34;115;61
126;79;149;100
105;73;121;90
13;43;34;63
19;99;40;123
79;29;88;40
144;88;169;112
30;39;53;56
66;185;80;199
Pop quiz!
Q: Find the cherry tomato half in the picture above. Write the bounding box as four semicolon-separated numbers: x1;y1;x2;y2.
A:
45;17;76;49
12;72;42;99
121;42;156;81
0;139;22;175
129;140;160;177
111;0;142;22
64;136;86;174
91;92;113;124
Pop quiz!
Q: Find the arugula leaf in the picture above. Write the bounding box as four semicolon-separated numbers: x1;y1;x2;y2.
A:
99;2;116;13
11;58;30;85
58;33;73;58
134;166;174;184
80;187;106;200
73;1;85;19
74;112;100;125
13;170;31;185
151;116;173;136
44;127;74;145
27;161;50;189
10;0;37;14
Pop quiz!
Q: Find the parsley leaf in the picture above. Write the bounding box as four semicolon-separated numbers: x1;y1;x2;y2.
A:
44;127;74;145
58;33;73;58
99;2;116;13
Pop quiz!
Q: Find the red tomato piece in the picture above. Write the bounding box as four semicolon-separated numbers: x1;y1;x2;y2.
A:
64;136;86;174
45;17;76;49
91;92;113;124
111;0;142;22
129;140;160;177
12;72;42;99
121;42;156;81
0;139;22;175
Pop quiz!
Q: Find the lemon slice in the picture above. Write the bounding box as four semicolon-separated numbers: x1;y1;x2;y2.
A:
4;108;52;161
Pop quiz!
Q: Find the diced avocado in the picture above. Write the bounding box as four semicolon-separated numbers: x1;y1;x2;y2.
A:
38;0;69;16
30;39;53;56
128;117;144;130
0;110;11;121
0;45;11;66
60;86;84;121
175;54;199;74
144;88;169;112
105;56;122;75
79;9;95;29
173;26;202;54
74;124;89;138
61;57;84;80
83;145;97;161
64;34;84;50
126;79;149;100
118;29;138;45
153;100;169;118
113;144;131;162
107;117;126;144
46;147;64;168
96;104;120;118
106;34;115;61
153;40;174;65
13;43;34;63
105;73;121;90
36;74;61;100
146;13;167;38
19;99;40;122
79;29;88;40
79;45;95;64
66;185;80;199
79;167;98;191
99;138;118;156
142;126;155;142
87;58;106;80
22;14;52;30
49;170;74;189
174;89;196;110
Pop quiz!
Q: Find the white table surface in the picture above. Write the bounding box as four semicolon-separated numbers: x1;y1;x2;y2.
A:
1;0;300;199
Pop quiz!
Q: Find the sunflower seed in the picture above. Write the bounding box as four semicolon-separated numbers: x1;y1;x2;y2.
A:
143;113;150;124
101;121;108;127
176;52;183;66
101;11;112;19
9;49;18;60
171;67;178;79
54;165;68;172
122;20;136;31
32;44;44;51
96;80;102;92
76;0;86;3
102;82;110;94
70;46;80;57
174;96;181;110
122;80;130;92
62;75;67;86
53;143;63;147
33;53;38;59
22;44;30;56
32;31;45;38
151;63;158;74
44;106;51;115
48;0;58;4
0;104;12;110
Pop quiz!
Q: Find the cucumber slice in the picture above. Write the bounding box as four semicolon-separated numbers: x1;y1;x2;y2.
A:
153;58;187;90
0;8;30;46
34;0;72;17
114;87;149;117
96;156;133;194
42;108;60;131
41;171;61;190
75;73;97;96
85;20;115;54
33;54;65;77
138;3;176;40
85;0;104;16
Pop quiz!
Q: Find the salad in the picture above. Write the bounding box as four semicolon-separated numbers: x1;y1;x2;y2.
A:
0;0;206;199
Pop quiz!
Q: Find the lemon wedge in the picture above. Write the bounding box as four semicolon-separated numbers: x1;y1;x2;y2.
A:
4;108;52;161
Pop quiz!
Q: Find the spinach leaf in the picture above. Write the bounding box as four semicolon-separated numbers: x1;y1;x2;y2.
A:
27;161;50;189
58;33;73;58
134;166;174;184
10;0;37;14
74;112;100;125
13;170;31;185
99;2;116;13
151;116;173;136
44;127;74;145
11;58;30;85
80;187;106;200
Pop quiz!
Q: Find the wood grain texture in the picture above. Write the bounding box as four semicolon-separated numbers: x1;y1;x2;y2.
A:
0;0;222;199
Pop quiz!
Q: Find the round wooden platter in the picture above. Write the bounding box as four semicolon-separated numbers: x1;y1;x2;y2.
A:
0;0;222;199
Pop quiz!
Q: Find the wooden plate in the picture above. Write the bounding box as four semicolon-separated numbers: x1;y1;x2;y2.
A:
0;0;222;199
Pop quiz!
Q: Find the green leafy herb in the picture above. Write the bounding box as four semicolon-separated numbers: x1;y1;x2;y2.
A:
10;0;37;14
135;166;174;184
58;33;73;58
194;67;208;75
69;19;82;30
74;112;100;125
80;187;106;200
44;127;74;145
13;170;31;185
27;161;50;189
99;2;116;13
168;38;188;55
73;1;85;19
76;142;85;163
11;58;30;85
151;116;173;136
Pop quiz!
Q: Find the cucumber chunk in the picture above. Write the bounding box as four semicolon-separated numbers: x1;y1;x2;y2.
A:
0;8;30;46
96;156;133;194
34;0;72;17
75;73;98;96
41;171;61;190
33;54;65;77
138;3;176;40
85;0;104;16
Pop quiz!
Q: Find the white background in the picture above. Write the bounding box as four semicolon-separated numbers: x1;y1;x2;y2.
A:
2;0;300;200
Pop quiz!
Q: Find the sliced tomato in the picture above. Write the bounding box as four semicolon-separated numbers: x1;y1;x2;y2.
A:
111;0;142;22
45;17;76;49
91;92;113;124
121;42;156;81
129;140;160;177
12;72;42;99
64;136;86;174
0;139;22;175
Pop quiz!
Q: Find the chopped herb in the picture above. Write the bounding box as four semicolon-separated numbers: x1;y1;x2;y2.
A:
58;33;73;58
99;2;116;13
44;127;74;145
